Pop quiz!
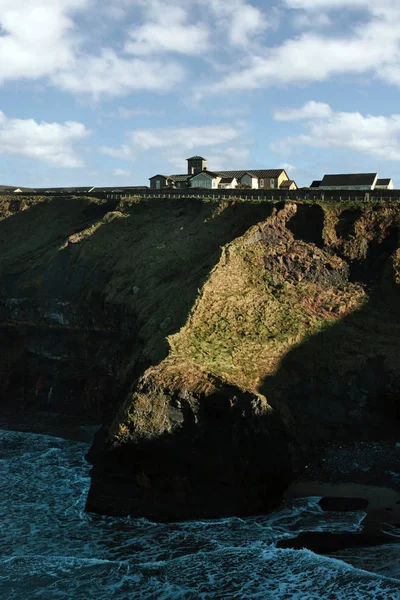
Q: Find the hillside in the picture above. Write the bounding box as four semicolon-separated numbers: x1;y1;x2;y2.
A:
1;194;399;520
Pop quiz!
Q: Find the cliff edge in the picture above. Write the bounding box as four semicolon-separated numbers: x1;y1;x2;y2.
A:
1;195;399;520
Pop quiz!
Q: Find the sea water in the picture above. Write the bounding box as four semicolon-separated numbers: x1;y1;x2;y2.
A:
1;429;399;599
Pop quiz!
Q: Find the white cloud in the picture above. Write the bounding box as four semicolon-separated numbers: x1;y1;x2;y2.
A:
205;0;272;47
130;124;243;150
284;0;398;14
272;101;400;161
126;4;209;56
0;110;90;167
209;24;400;92
0;0;88;83
0;0;186;97
99;144;136;162
197;0;400;95
113;168;132;177
274;101;333;121
167;145;251;171
8;0;400;103
54;50;185;98
98;0;133;21
228;3;269;47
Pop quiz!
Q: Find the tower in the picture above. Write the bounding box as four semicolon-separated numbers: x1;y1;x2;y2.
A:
187;156;207;176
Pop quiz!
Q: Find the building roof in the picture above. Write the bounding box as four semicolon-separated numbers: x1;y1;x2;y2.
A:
149;166;290;185
187;156;206;161
34;186;93;193
280;180;296;189
320;173;378;187
91;186;148;191
60;187;94;192
189;170;220;179
168;174;191;182
310;180;322;188
217;169;286;179
171;169;287;180
32;186;148;193
219;176;236;184
376;178;392;185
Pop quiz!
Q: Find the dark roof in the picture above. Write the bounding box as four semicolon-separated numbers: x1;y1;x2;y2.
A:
33;186;148;193
280;180;296;189
34;186;93;193
60;187;93;192
219;177;236;184
189;170;220;179
310;180;321;188
92;186;148;192
150;168;286;182
216;169;285;179
376;178;392;185
187;156;206;161
320;173;377;187
168;174;191;182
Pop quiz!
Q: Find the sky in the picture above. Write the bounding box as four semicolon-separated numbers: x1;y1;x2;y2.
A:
1;0;400;188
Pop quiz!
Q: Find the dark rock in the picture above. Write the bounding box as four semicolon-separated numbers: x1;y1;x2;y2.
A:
277;531;400;554
319;497;369;512
86;384;293;521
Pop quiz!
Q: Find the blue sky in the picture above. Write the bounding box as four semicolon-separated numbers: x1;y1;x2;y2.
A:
1;0;400;187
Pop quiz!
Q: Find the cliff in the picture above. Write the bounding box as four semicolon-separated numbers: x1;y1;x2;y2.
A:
1;195;399;520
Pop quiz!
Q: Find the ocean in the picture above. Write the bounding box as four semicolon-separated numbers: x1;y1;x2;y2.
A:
1;429;399;599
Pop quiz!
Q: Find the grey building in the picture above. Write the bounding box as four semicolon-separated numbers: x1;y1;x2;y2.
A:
318;173;379;190
149;157;295;190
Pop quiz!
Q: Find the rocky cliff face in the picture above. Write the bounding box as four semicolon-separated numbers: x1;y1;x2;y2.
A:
1;195;400;520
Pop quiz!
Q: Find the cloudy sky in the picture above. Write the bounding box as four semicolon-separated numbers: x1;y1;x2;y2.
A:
1;0;400;187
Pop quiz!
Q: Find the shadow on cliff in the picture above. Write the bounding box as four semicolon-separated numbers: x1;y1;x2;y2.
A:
86;203;400;521
259;223;400;469
0;196;128;420
0;196;278;420
0;196;118;295
31;196;278;364
87;268;400;520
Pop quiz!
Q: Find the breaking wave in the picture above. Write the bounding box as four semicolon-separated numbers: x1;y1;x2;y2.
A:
1;430;399;599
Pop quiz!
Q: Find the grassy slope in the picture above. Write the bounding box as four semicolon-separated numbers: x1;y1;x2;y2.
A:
2;195;400;432
0;195;277;363
108;200;400;445
168;203;367;392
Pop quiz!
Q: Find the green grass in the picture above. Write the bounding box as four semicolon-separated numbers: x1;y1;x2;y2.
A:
2;194;400;418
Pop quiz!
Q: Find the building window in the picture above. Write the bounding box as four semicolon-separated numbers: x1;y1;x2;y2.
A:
155;179;161;189
270;179;275;188
260;179;264;187
195;178;212;188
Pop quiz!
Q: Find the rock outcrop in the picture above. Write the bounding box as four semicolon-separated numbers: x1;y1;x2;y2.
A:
1;194;400;520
